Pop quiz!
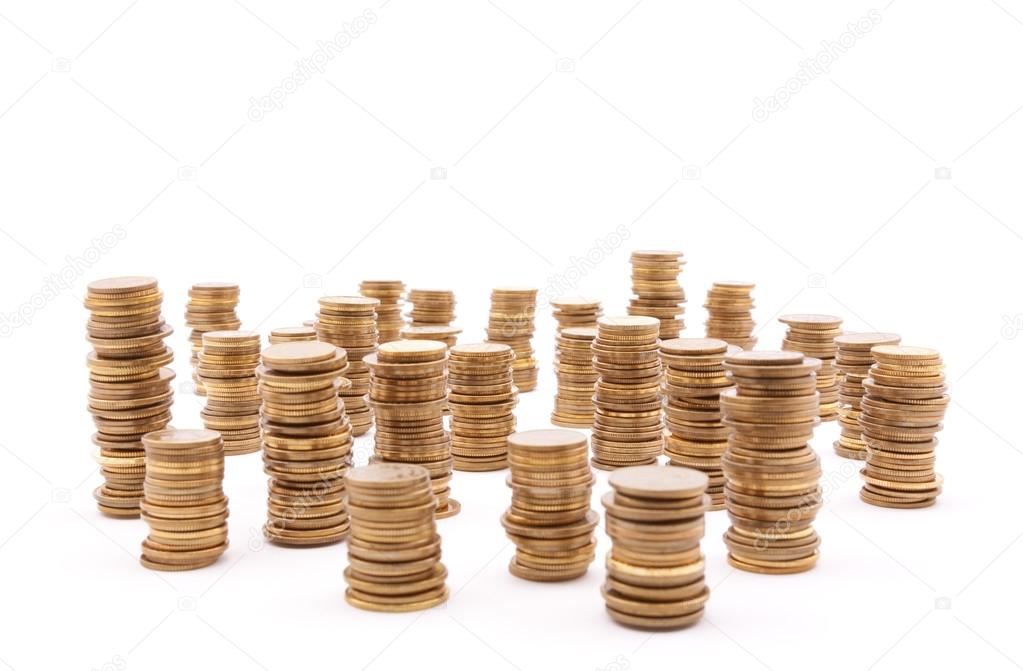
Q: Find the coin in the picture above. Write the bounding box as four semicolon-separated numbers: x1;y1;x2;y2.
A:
485;287;539;392
360;280;406;344
406;288;456;327
448;343;517;471
704;281;757;350
184;283;241;395
316;296;379;436
551;297;602;333
626;250;686;338
197;331;261;456
778;314;843;421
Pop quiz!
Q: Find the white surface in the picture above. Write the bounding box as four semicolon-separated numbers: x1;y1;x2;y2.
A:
1;1;1021;669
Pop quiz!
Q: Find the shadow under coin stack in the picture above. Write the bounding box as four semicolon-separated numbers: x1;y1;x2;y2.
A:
85;276;174;518
269;325;316;344
601;466;710;630
551;326;598;428
197;331;262;456
591;316;664;470
833;332;902;459
447;343;517;471
704;281;757;350
344;463;448;612
660;338;737;510
779;314;842;421
359;280;406;344
258;341;353;546
551;297;602;333
486;286;540;392
406;288;456;327
185;283;241;396
627;250;686;339
366;340;460;519
721;350;823;575
503;429;597;581
858;345;949;509
316;296;379;436
139;429;228;571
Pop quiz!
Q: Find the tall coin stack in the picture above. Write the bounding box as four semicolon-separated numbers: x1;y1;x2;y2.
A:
551;297;602;333
704;281;757;350
859;345;949;509
258;341;353;546
833;332;902;459
627;250;686;339
447;343;517;472
550;326;598;428
139;429;228;571
485;286;539;392
503;430;598;581
721;351;823;574
185;282;241;395
591;316;663;470
269;325;317;344
359;280;406;344
780;314;843;421
601;466;710;630
197;331;262;456
316;296;379;436
407;288;456;326
344;463;448;612
85;276;174;518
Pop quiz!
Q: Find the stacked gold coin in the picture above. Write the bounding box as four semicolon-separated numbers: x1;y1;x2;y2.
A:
780;314;842;421
627;250;686;339
591;316;663;470
344;463;449;612
448;343;517;472
503;429;597;581
721;350;823;574
859;345;949;508
269;325;317;344
139;429;228;571
185;282;241;395
704;281;757;350
197;331;262;456
400;325;461;348
316;296;379;436
85;276;174;518
602;466;710;630
834;332;902;459
258;341;354;546
485;286;539;392
359;280;406;344
366;340;460;518
551;326;598;428
406;288;456;326
551;297;602;333
660;338;738;510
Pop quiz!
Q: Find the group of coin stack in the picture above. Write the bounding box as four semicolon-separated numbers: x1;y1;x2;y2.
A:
366;340;460;518
601;466;710;630
86;276;175;518
720;351;823;574
550;297;602;332
268;325;317;345
196;331;262;456
315;296;379;436
659;338;736;510
833;332;902;459
485;287;540;392
590;316;664;470
780;314;842;421
139;429;228;571
627;250;686;339
258;341;354;546
447;343;517;472
406;288;456;327
704;281;757;350
550;326;598;428
502;430;598;581
858;346;949;509
185;282;241;395
359;280;406;344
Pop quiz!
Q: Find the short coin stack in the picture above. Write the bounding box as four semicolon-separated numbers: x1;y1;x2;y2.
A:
139;429;228;571
780;314;843;421
197;331;262;456
406;288;456;326
269;325;317;344
258;341;354;546
447;343;517;471
485;286;539;392
551;297;602;333
366;340;459;518
316;296;379;436
660;338;737;510
704;281;757;350
400;325;461;348
721;351;823;574
859;346;949;508
503;430;598;581
601;466;710;630
185;282;241;395
344;463;448;612
834;332;902;459
591;316;664;470
85;276;174;518
550;326;598;428
359;280;406;344
627;250;686;339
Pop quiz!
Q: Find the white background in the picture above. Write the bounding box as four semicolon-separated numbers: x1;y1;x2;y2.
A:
1;1;1021;669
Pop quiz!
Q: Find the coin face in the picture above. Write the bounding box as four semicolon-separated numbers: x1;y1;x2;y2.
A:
87;276;158;294
727;350;803;366
779;313;842;327
660;338;729;355
609;466;709;499
142;428;221;448
262;341;336;365
598;315;660;330
834;332;901;347
508;429;588;452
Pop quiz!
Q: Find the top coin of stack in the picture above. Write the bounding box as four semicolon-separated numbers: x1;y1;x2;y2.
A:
406;289;456;327
704;281;757;350
197;331;262;456
485;286;539;392
779;314;842;421
316;296;379;436
550;326;598;428
268;325;317;344
359;280;406;344
833;332;901;459
400;325;461;348
551;297;602;333
447;343;517;471
627;250;686;339
185;283;241;395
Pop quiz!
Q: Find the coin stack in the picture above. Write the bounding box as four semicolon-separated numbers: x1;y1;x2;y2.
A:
196;331;262;456
316;296;379;436
859;346;949;508
601;466;710;630
551;297;602;333
486;287;540;392
359;280;406;344
400;325;462;348
551;326;598;428
780;314;843;421
721;350;823;574
139;429;228;571
258;341;354;546
660;338;737;510
366;340;459;518
704;281;757;350
833;332;902;459
447;343;517;472
344;463;448;612
591;316;664;470
502;430;598;581
269;325;317;344
185;283;241;395
627;250;686;339
85;276;174;518
406;288;456;327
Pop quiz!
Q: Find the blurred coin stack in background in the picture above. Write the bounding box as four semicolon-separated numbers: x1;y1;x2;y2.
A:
550;326;598;428
185;282;241;395
316;295;379;436
406;288;456;327
447;343;517;471
551;297;602;333
359;280;406;344
485;286;539;392
704;281;757;350
780;314;842;421
197;330;262;456
627;250;686;339
833;332;902;459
